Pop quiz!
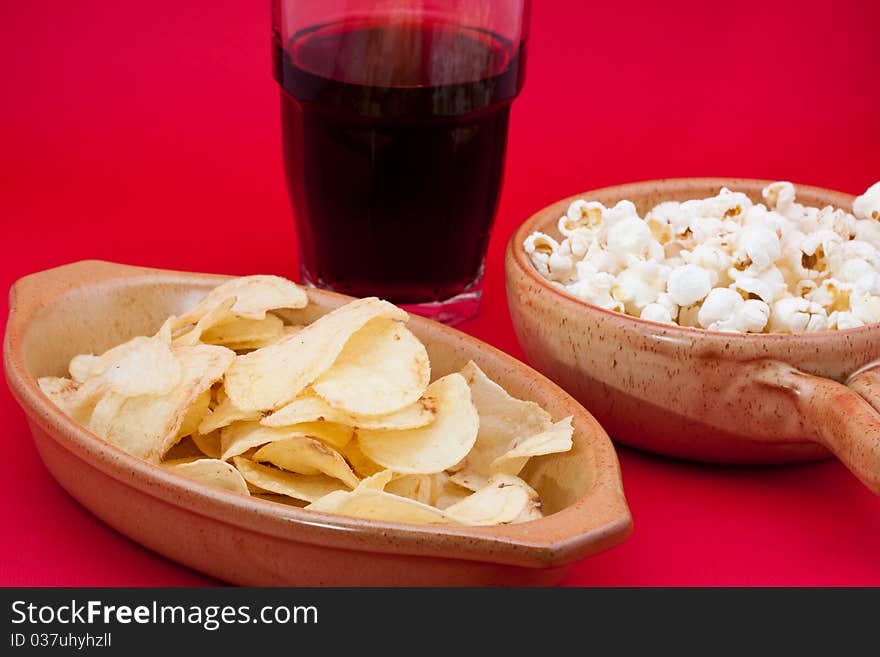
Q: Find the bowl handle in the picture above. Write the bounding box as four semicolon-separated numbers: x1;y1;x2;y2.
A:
8;260;211;322
754;360;880;494
848;364;880;415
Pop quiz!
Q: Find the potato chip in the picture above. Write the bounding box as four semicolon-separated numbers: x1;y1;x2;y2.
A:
174;275;308;327
104;339;182;398
262;392;436;431
356;373;478;474
355;469;395;491
88;392;126;439
432;474;473;510
202;275;308;320
38;376;102;424
191;430;222;459
388;471;471;509
303;490;350;512
68;354;99;383
452;361;553;477
220;422;297;461
198;388;262;434
200;313;285;349
224;297;407;411
253;436;360;488
67;319;180;384
312;318;430;416
386;471;444;503
288;422;354;450
444;474;542;525
37;376;77;399
340;440;384;478
233;457;346;503
203;325;304;353
305;488;458;525
158;313;177;339
385;474;433;505
164;434;221;462
219;421;353;461
87;344;234;461
448;470;488;492
161;458;250;495
489;416;574;476
67;334;182;398
176;388;211;439
173;297;236;347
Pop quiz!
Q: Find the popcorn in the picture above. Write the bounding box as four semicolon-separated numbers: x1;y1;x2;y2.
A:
855;218;880;249
795;279;817;297
524;232;560;278
560;200;605;236
828;311;864;330
582;242;622;276
729;273;786;305
612;260;669;315
640;303;675;325
735;299;771;333
853;182;880;222
734;225;781;270
769;298;828;333
525;180;880;333
647;201;691;237
606;216;653;259
654;292;679;318
564;272;624;313
524;232;559;256
836;239;880;269
699;293;771;333
568;234;590;259
799;229;841;259
850;292;880;325
547;252;575;283
681;242;733;283
688;217;724;243
745;202;797;236
819;206;858;241
703;188;753;219
837;258;879;294
607;200;638;223
805;278;851;311
762;181;796;213
667;264;712;306
698;288;743;329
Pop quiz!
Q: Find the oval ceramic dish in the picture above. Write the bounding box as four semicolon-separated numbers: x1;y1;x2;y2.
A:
506;178;880;494
4;260;631;586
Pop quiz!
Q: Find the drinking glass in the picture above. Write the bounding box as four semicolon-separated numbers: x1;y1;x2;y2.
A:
272;0;530;324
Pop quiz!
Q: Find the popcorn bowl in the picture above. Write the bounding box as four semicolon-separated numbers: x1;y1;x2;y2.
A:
506;178;880;493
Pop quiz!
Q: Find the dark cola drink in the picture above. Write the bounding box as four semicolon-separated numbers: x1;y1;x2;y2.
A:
274;18;526;307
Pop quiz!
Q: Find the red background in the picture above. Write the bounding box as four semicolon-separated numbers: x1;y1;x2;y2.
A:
2;0;879;586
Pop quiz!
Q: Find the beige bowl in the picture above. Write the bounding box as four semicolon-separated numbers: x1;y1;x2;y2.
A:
3;260;631;586
506;178;880;493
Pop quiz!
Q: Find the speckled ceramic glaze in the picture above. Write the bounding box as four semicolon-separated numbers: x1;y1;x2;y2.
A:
507;179;880;493
4;260;631;586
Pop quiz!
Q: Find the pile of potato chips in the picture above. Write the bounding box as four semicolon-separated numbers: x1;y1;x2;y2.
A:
38;275;574;526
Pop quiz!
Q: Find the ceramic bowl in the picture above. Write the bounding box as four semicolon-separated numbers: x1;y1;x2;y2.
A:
4;260;632;586
506;178;880;493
